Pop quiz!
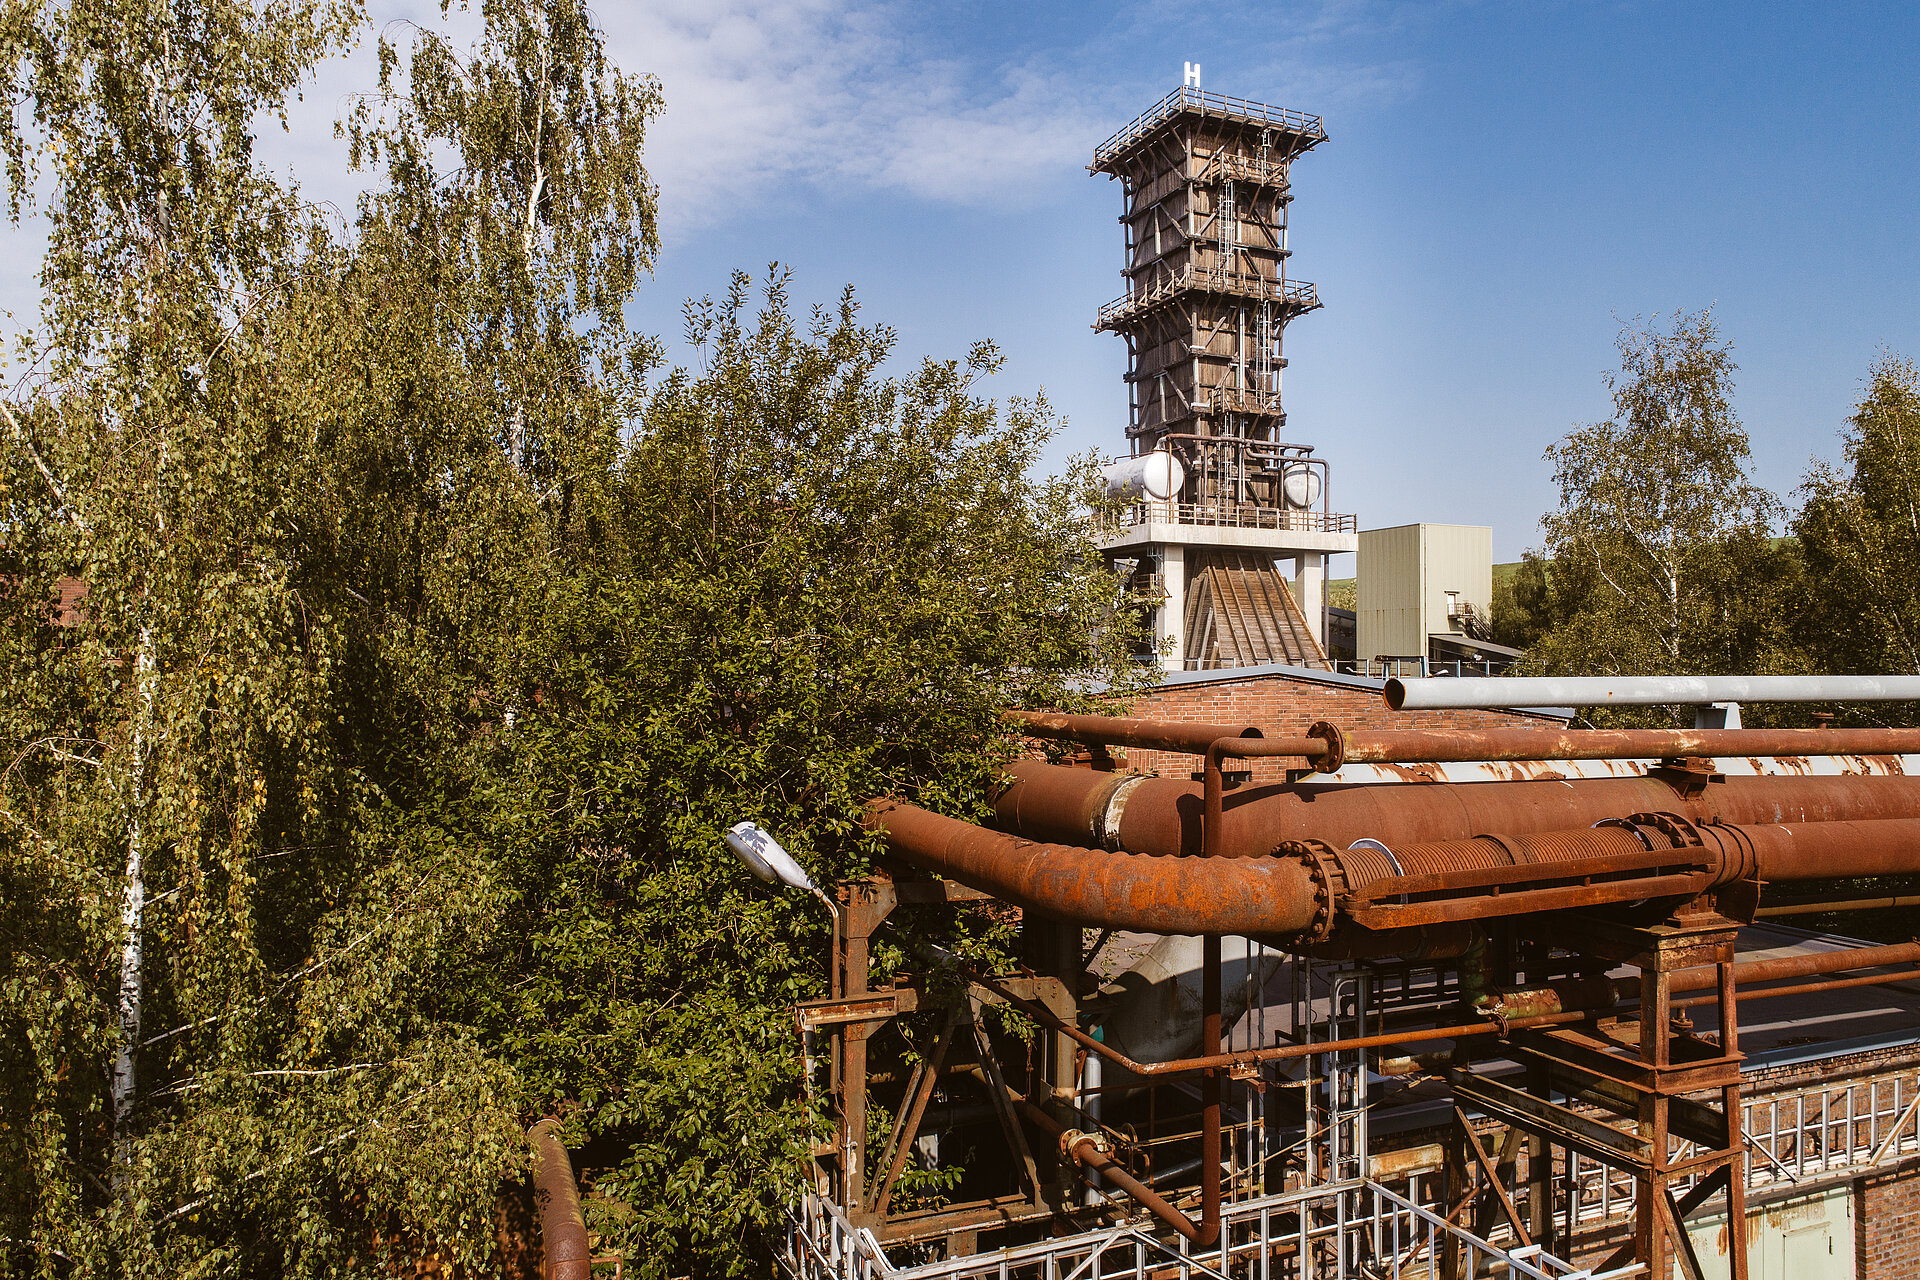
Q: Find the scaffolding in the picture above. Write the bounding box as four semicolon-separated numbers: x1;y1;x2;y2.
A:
779;869;1615;1280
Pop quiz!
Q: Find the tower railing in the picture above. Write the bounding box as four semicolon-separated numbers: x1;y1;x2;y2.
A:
1092;87;1327;170
1198;151;1293;192
1097;268;1319;330
1109;500;1356;535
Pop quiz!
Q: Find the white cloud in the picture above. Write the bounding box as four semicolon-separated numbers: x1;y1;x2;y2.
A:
606;0;1120;234
602;0;1433;235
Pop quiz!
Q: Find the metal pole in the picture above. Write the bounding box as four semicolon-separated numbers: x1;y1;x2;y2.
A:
1201;932;1223;1247
1385;673;1920;711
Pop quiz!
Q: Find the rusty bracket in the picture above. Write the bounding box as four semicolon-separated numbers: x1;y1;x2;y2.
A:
1648;757;1724;800
797;988;920;1031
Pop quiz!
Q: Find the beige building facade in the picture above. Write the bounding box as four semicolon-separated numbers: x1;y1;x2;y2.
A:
1355;522;1494;664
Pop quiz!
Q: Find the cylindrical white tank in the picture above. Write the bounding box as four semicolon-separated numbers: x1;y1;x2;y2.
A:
1282;463;1323;509
1102;450;1186;502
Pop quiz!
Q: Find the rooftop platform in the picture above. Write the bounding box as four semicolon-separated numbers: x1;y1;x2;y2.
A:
1091;87;1328;173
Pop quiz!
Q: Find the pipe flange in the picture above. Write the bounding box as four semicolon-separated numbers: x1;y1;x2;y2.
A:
1306;720;1347;774
1280;838;1344;942
1060;1128;1109;1161
1626;811;1706;850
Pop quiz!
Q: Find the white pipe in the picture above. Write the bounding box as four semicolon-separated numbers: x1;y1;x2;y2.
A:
1385;674;1920;711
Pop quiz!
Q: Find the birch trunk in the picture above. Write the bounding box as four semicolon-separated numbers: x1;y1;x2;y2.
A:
111;627;155;1186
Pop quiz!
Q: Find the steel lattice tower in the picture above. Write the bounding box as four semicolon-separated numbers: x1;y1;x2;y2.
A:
1092;86;1355;674
1092;87;1326;508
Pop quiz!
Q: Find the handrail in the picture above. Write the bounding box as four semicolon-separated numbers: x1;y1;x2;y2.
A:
1092;87;1327;169
1096;266;1320;328
1109;500;1357;534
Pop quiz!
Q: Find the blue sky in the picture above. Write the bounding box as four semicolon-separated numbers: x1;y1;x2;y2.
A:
608;0;1920;564
7;1;1916;565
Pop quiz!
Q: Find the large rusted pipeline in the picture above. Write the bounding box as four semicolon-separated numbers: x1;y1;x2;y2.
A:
529;1120;591;1280
868;800;1324;935
1007;710;1920;768
992;759;1920;859
872;799;1920;938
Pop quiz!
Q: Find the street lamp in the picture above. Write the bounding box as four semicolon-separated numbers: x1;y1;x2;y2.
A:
724;820;838;924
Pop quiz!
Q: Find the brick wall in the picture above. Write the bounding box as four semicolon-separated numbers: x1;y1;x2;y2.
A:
1859;1165;1920;1279
1115;666;1565;780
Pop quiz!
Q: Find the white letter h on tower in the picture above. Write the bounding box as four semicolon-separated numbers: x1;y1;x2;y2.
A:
1184;61;1202;89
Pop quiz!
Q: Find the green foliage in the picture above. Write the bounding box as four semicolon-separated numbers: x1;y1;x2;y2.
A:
1523;310;1800;722
0;2;1137;1275
434;271;1140;1270
1796;355;1920;708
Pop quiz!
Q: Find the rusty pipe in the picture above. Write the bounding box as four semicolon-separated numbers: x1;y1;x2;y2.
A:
959;1061;1201;1240
992;759;1920;860
529;1120;591;1280
1480;942;1920;1019
1758;895;1920;918
884;794;1920;945
1199;932;1222;1247
1003;1085;1203;1242
1674;967;1920;1009
1006;709;1275;756
866;801;1323;935
1683;940;1920;989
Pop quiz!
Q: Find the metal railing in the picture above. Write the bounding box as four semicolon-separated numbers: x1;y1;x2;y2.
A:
1563;1066;1920;1230
1333;658;1519;680
1110;501;1356;535
1125;572;1168;600
784;1180;1602;1280
1092;88;1328;170
1097;267;1320;330
1198;152;1293;192
1198;386;1286;417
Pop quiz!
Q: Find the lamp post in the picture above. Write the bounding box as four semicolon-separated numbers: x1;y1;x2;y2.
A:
724;821;842;1192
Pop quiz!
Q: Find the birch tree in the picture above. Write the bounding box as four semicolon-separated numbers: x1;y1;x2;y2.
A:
1532;310;1789;703
0;0;543;1270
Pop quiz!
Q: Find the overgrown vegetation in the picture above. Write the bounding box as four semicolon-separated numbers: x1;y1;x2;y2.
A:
0;1;1138;1274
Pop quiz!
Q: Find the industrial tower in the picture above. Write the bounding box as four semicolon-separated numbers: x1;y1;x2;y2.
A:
1093;84;1356;674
